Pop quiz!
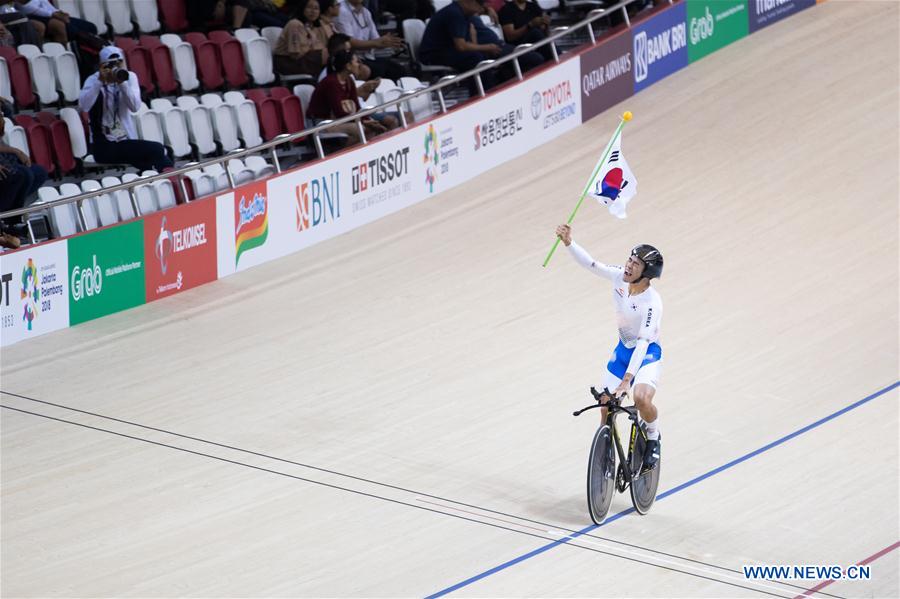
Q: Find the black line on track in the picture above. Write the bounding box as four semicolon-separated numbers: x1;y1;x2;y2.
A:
2;403;797;598
1;389;845;598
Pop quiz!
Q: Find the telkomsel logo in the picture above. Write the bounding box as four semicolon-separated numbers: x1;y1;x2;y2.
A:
155;216;174;275
295;172;340;232
531;80;576;129
351;147;410;194
634;23;686;83
424;124;439;192
71;255;103;301
234;188;268;266
474;108;524;151
20;259;39;330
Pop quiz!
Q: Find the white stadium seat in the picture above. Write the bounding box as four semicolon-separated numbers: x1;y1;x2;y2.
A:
60;182;98;231
158;108;193;159
184;168;217;199
101;175;137;221
227;158;255;186
79;0;109;36
81;179;119;227
244;155;276;179
16;45;59;106
260;26;282;51
104;0;134;35
41;43;81;103
202;94;242;153
134;103;166;145
38;186;79;237
292;84;315;126
2;117;30;157
0;57;12;104
202;162;229;191
141;170;178;210
130;0;161;32
187;106;217;156
223;91;263;147
59;107;89;160
234;29;275;85
161;34;200;92
399;76;435;122
122;172;159;215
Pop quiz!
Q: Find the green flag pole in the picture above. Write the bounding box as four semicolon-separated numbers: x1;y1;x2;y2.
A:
542;111;632;268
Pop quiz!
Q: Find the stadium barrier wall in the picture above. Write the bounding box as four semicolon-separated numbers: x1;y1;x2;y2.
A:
0;0;817;347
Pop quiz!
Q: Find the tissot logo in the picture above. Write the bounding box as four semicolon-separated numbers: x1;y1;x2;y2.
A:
351;147;410;194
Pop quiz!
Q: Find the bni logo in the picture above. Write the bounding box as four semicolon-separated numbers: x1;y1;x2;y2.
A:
295;172;340;233
634;31;648;82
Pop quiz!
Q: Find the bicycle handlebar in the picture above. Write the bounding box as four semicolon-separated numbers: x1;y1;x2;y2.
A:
572;387;637;418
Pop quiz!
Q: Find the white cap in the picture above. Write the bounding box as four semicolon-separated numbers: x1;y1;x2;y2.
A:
99;46;124;65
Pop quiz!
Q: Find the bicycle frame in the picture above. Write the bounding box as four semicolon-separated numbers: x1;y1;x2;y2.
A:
575;387;643;486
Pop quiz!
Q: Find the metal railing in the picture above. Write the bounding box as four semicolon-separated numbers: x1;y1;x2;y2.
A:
1;0;661;243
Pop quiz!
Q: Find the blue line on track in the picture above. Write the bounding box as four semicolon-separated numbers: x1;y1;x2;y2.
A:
425;380;900;598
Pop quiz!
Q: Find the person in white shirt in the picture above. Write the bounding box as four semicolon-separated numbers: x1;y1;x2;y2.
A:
78;46;173;171
332;0;406;80
16;0;97;44
556;223;664;468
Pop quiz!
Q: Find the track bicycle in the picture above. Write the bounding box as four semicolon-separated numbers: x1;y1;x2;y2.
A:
573;386;661;524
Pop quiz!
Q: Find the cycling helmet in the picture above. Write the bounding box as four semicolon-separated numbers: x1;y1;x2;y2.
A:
631;244;663;280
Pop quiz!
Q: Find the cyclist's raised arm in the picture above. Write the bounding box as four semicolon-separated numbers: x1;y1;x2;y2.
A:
556;224;621;280
567;241;622;281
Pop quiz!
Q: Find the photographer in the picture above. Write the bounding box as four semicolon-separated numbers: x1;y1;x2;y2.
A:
78;46;172;171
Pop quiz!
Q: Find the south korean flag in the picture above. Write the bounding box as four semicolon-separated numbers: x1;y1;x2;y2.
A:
587;134;637;219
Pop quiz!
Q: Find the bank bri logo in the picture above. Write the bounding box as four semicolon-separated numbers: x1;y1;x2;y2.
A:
632;2;688;92
234;182;269;266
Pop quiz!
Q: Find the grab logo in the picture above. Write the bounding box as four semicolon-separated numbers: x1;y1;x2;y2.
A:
71;255;102;301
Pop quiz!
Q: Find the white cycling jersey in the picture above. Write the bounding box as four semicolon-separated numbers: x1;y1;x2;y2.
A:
567;241;663;378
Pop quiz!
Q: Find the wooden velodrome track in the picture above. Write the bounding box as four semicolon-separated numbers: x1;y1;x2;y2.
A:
2;1;898;597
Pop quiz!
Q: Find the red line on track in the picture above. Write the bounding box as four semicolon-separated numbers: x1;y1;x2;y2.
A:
793;540;900;598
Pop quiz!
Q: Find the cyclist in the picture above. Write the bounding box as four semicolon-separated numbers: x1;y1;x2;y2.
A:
556;223;663;467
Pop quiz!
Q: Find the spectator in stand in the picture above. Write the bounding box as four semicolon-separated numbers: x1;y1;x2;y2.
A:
274;0;335;77
0;0;44;44
420;0;498;74
420;0;540;91
498;0;551;59
317;35;406;124
0;117;47;249
78;47;173;171
16;0;97;44
318;0;340;28
317;32;371;81
308;50;396;146
231;0;290;28
470;5;543;76
333;0;406;80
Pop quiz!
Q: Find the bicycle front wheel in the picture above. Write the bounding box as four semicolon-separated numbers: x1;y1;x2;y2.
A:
628;425;660;515
587;424;616;524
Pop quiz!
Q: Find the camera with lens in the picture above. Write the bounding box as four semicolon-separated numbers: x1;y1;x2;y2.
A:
112;67;129;83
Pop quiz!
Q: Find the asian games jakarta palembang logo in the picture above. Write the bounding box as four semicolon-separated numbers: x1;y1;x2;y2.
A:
424;124;439;193
20;258;39;330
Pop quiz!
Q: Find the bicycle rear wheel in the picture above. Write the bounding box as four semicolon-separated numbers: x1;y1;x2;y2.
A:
628;424;660;515
587;424;616;524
